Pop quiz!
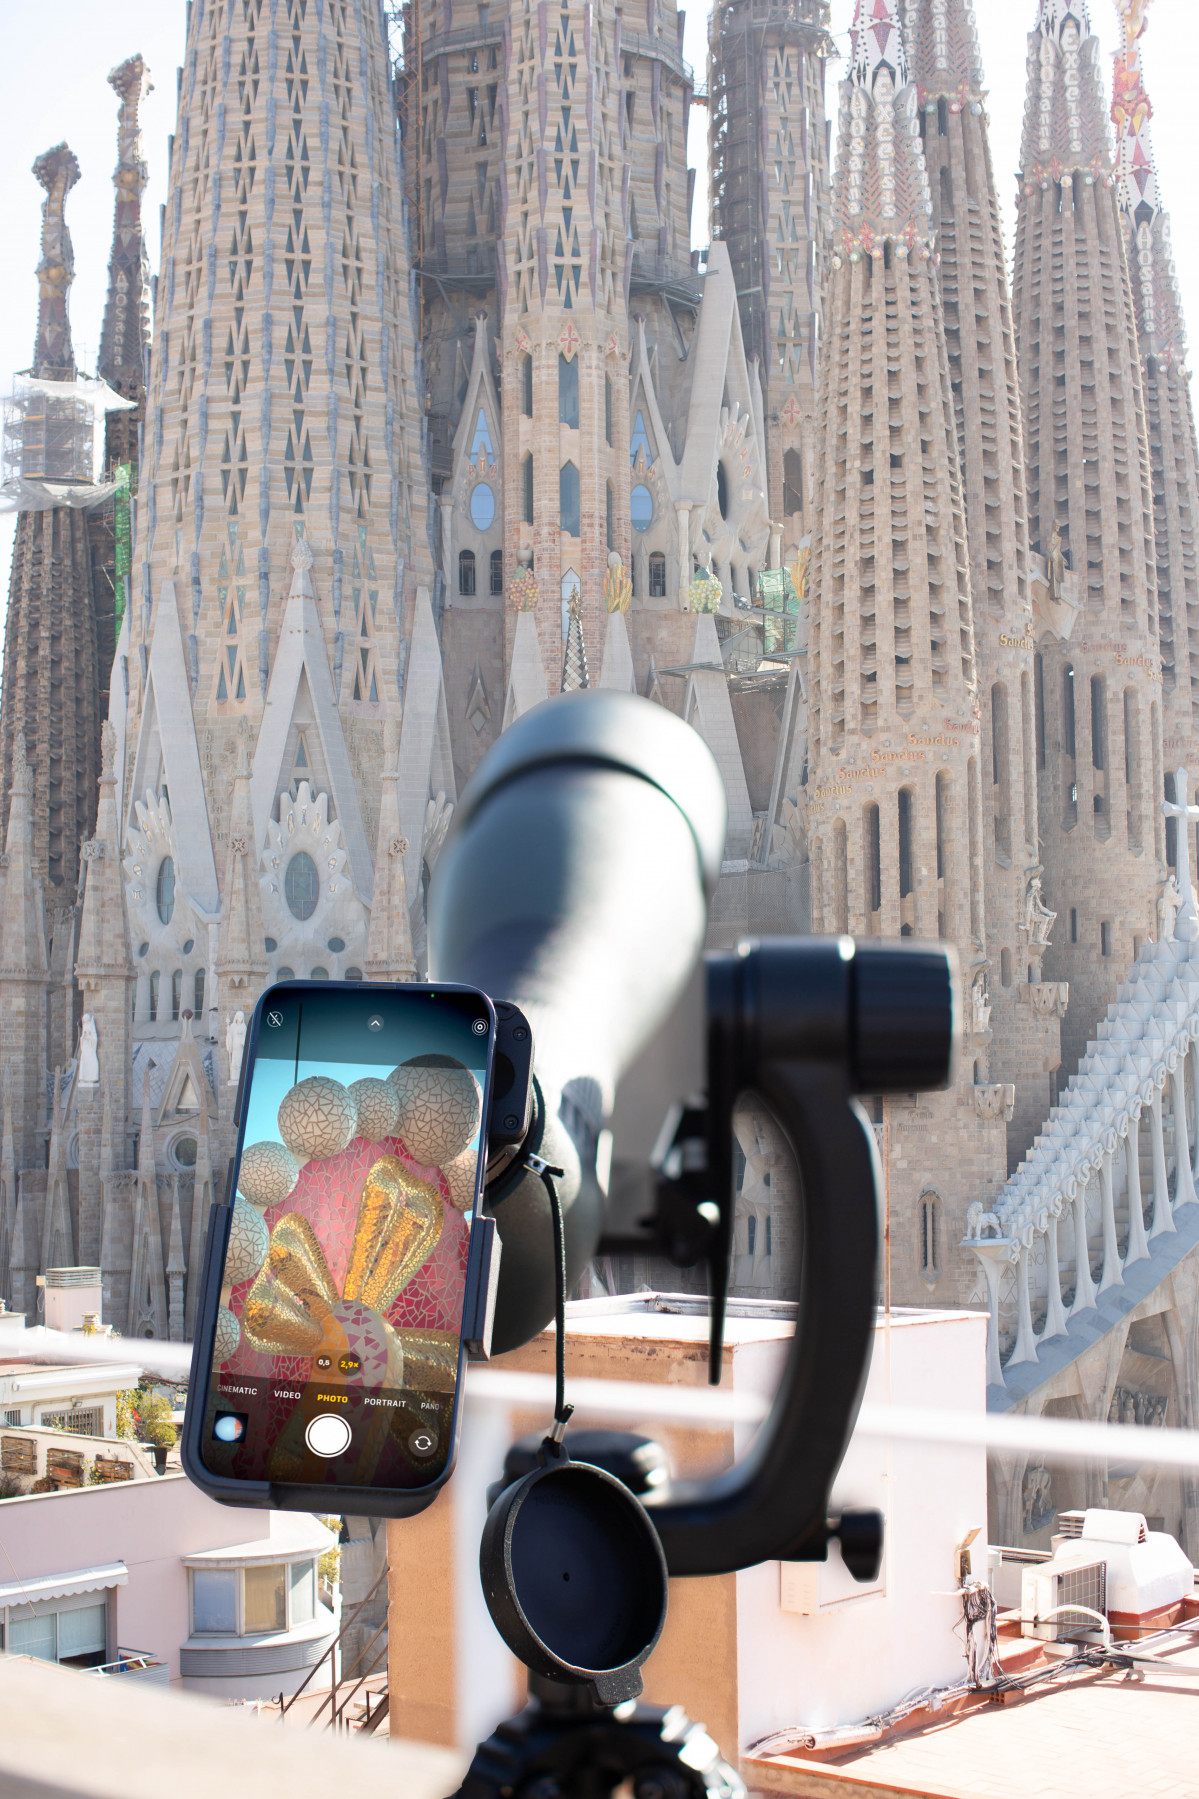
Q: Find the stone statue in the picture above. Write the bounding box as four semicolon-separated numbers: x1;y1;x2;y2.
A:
78;1014;99;1086
1022;1465;1052;1533
971;974;992;1035
965;1201;1002;1241
1025;875;1056;947
226;1009;247;1086
1159;872;1183;943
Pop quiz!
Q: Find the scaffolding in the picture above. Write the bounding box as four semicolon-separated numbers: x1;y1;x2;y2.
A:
3;374;95;485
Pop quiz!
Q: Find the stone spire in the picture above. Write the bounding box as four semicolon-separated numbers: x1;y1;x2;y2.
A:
216;720;268;1053
41;1070;73;1271
707;0;836;538
128;1066;166;1338
901;0;983;93
75;720;134;1194
1019;1;1113;181
0;1091;15;1306
907;0;1063;1162
98;56;151;405
0;737;50;1170
1;145;101;894
1013;0;1163;1074
1113;0;1199;774
166;1176;186;1342
364;718;416;984
807;0;1006;1304
8;1183;37;1320
560;591;591;693
31;144;80;378
836;0;934;254
184;1079;216;1337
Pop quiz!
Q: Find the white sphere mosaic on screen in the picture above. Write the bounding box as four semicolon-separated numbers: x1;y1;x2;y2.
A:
441;1147;479;1212
237;1140;301;1208
277;1075;358;1160
389;1059;481;1166
214;1304;241;1365
225;1197;271;1284
347;1076;401;1143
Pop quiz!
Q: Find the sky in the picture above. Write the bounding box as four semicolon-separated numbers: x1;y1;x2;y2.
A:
0;0;1196;624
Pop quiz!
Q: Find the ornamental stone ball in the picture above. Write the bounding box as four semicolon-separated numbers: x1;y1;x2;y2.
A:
213;1304;241;1365
347;1076;401;1143
389;1054;482;1167
277;1075;359;1160
225;1197;271;1284
238;1140;301;1208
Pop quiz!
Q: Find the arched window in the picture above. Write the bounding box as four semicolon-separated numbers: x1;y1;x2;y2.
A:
604;375;612;446
833;818;849;935
935;770;950;936
194;968;206;1016
1000;948;1012;988
458;549;476;596
156;857;176;925
648;551;667;597
864;803;882;920
991;682;1011;856
310;966;330;980
149;970;160;1021
560;462;580;537
919;1192;940;1281
898;788;914;899
285;852;319;921
606;480;615;551
171;970;182;1022
490;548;504;594
782;448;803;516
522;355;533;417
558;353;579;427
523;453;534;524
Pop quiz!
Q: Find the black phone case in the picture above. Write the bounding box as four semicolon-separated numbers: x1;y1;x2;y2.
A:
181;978;495;1518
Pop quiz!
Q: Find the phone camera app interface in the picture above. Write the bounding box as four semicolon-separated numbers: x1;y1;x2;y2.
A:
201;987;489;1491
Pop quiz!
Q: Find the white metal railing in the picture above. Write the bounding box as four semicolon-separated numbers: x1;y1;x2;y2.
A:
963;928;1199;1387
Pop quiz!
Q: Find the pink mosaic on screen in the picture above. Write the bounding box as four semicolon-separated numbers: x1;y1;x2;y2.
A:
223;1131;468;1383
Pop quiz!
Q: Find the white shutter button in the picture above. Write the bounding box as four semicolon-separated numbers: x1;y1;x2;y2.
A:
305;1413;352;1457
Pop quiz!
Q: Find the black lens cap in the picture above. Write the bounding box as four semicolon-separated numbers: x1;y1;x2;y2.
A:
479;1450;669;1706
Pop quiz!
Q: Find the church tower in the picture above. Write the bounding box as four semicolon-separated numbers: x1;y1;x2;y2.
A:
1012;0;1163;1076
708;0;835;548
1112;0;1199;781
905;0;1063;1166
0;147;102;897
122;0;430;1062
806;0;1008;1299
91;56;152;701
411;0;773;801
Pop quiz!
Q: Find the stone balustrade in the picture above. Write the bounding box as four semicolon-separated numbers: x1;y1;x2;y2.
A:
962;936;1199;1387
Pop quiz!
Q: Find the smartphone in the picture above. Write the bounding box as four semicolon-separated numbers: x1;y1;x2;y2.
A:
182;979;497;1516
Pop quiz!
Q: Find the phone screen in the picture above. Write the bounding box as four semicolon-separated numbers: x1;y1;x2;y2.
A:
198;983;492;1493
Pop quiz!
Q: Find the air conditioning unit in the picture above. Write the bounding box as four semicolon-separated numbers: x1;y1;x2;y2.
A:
1021;1558;1107;1642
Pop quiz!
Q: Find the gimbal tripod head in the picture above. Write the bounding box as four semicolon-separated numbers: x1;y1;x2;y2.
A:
429;691;958;1584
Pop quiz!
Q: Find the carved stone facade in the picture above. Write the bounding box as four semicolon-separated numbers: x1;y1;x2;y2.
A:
1;0;1199;1558
1013;0;1165;1078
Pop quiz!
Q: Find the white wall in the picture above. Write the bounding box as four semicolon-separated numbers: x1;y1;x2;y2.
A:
732;1309;989;1745
0;1473;283;1681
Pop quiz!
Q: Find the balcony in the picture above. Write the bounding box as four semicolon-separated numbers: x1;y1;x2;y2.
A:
88;1649;168;1685
628;245;704;306
620;28;692;85
417;246;497;295
420;22;504;59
